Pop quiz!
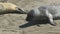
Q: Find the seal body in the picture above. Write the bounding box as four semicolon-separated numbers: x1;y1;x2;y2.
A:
0;2;26;14
26;5;60;26
0;2;17;13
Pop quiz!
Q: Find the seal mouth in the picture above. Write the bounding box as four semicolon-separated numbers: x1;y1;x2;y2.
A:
16;7;27;14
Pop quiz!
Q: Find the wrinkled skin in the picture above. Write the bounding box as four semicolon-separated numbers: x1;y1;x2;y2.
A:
26;5;60;26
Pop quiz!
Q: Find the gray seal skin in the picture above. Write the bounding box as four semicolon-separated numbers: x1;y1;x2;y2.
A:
26;5;60;26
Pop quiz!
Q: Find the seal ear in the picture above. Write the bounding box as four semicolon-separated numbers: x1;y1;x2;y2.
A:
16;7;27;14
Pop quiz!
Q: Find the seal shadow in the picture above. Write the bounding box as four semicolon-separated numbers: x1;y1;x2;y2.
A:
19;20;50;28
0;10;25;15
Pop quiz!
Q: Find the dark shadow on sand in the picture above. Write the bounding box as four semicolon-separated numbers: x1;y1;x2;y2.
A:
19;20;49;28
0;11;26;15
